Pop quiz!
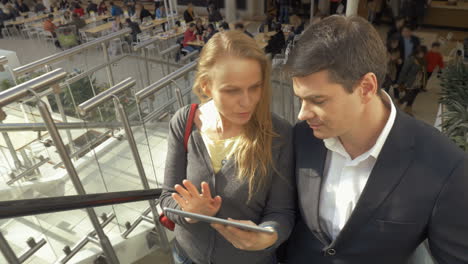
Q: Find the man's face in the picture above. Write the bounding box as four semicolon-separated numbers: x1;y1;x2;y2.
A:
402;28;412;38
293;70;365;139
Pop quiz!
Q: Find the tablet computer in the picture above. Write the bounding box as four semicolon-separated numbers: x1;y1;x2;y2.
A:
163;207;275;234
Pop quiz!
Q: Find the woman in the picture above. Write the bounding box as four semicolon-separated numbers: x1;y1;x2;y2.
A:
194;17;204;36
160;31;295;264
73;3;85;17
97;0;107;15
183;3;195;23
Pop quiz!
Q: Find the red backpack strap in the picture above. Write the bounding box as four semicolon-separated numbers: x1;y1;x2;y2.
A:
183;104;198;152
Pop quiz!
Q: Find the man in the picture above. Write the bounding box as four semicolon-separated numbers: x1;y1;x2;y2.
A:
110;1;123;17
86;0;98;14
265;22;285;59
69;12;86;33
399;24;421;61
34;0;46;13
15;0;30;13
234;23;253;38
284;15;467;264
43;14;61;48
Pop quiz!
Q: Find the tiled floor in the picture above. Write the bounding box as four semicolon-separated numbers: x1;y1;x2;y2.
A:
0;21;462;263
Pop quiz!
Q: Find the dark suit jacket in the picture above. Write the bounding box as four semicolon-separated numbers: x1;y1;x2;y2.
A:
286;110;468;264
399;35;421;60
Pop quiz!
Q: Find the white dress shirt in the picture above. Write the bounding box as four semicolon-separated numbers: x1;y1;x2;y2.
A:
319;92;397;240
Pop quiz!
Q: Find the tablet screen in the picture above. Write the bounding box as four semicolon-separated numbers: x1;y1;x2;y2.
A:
163;207;275;234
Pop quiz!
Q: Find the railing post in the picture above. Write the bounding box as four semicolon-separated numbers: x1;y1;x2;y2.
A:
101;43;115;87
36;99;120;264
0;109;22;169
0;232;20;264
113;97;171;252
44;65;75;154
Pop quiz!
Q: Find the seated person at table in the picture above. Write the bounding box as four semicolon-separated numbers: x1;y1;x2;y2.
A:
34;0;47;13
136;4;153;22
204;23;218;42
183;2;195;23
98;0;107;15
110;1;123;17
62;11;72;23
86;0;98;14
155;4;166;18
111;16;122;32
195;17;205;35
73;3;85;17
43;14;61;48
69;12;86;33
125;18;141;43
234;23;253;38
182;23;201;52
207;4;222;22
265;23;285;59
15;0;30;13
58;0;69;10
219;21;229;32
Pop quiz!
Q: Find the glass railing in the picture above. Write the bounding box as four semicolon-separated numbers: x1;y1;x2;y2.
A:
0;31;300;263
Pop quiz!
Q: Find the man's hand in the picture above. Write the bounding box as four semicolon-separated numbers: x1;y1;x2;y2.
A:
211;219;278;251
172;180;222;223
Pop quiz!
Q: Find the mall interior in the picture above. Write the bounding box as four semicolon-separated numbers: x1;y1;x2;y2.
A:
0;0;467;263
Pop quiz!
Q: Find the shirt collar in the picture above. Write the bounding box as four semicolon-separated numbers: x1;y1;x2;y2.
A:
324;91;396;161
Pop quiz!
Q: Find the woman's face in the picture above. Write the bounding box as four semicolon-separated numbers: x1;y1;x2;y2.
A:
203;56;263;127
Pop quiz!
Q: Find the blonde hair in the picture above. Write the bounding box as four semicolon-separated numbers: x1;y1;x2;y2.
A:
193;31;274;200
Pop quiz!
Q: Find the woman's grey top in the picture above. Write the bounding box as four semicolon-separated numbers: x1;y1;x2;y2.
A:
160;105;296;264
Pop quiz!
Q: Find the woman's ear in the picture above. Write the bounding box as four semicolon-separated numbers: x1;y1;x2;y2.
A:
201;79;212;98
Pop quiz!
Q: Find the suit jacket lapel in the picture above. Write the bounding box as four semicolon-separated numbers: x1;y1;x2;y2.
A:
295;122;330;245
333;111;416;246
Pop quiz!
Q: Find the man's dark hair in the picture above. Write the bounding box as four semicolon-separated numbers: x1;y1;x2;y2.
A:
48;14;53;19
402;23;412;31
432;42;441;48
72;12;78;18
125;18;131;24
175;20;181;27
284;15;387;93
189;22;196;28
109;1;114;5
220;22;229;30
207;23;215;31
234;23;244;30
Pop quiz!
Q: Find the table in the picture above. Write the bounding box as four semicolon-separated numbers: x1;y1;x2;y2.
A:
9;14;49;26
83;21;113;35
187;40;204;47
156;28;185;40
139;18;167;31
31;15;110;29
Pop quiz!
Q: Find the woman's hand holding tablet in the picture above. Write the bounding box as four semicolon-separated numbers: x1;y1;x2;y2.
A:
171;180;222;223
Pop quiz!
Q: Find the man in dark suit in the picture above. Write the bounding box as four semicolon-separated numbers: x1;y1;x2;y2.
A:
283;15;467;264
399;24;421;61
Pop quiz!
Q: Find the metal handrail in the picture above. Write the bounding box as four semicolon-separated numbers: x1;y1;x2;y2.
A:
77;77;136;116
133;35;161;51
0;121;142;132
13;29;131;76
0;188;162;219
0;68;67;108
136;60;197;103
0;56;7;66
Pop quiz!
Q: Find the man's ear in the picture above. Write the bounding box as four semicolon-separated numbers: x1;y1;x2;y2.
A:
358;72;378;104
